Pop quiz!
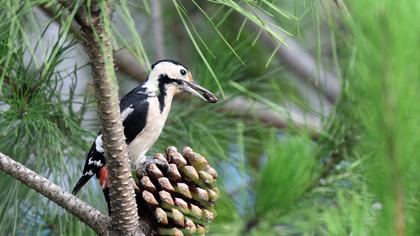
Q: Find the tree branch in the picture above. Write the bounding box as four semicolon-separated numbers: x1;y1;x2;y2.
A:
77;2;140;235
222;96;321;136
0;153;111;234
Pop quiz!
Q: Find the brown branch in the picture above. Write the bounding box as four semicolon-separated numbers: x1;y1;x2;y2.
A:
0;153;111;234
222;96;321;136
78;2;141;235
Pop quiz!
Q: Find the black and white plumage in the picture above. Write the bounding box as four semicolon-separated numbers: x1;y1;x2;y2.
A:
72;59;217;195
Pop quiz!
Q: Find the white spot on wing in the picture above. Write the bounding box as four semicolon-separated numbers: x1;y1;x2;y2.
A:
95;135;104;153
88;157;103;167
120;106;135;122
95;160;102;167
84;170;94;176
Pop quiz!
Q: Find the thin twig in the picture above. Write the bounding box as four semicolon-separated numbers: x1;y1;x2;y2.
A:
0;153;111;234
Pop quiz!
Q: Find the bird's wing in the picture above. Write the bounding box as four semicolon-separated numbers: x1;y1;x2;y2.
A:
122;101;149;143
119;86;150;143
72;86;150;194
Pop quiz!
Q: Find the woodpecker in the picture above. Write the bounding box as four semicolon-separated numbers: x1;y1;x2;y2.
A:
72;59;217;195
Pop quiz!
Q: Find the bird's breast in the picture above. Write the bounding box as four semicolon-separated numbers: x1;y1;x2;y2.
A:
127;96;173;162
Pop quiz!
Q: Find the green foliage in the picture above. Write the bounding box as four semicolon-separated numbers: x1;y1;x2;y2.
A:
320;189;375;235
256;134;317;216
0;1;99;235
311;1;420;236
344;1;420;235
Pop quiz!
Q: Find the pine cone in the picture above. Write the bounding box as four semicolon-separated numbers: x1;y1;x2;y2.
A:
134;146;219;236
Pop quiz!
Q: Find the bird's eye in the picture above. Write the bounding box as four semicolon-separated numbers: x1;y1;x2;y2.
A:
180;69;187;76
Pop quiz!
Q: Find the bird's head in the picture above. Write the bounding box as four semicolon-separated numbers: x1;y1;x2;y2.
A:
147;59;218;103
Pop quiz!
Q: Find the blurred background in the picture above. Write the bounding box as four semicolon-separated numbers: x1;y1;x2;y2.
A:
1;0;419;235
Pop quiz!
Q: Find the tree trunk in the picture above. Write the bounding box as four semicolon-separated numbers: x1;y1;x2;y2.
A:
79;1;141;235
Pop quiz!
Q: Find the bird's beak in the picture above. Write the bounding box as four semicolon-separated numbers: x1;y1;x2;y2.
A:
182;80;218;103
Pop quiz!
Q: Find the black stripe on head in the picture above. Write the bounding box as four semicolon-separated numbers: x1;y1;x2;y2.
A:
158;74;182;113
151;59;188;71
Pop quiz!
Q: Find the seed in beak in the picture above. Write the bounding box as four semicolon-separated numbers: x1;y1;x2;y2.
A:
203;92;218;103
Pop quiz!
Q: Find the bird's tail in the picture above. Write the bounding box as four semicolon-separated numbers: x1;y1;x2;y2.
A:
72;175;93;195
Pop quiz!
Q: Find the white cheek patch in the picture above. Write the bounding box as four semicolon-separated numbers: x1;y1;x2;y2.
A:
152;62;187;81
95;135;104;153
120;105;134;122
171;65;187;80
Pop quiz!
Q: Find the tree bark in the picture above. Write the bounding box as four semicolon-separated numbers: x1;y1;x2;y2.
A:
0;153;111;234
78;1;140;235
